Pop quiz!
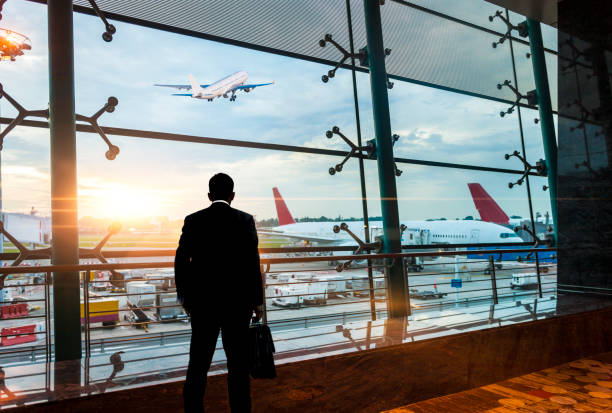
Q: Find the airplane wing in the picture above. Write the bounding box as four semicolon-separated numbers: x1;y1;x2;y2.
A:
233;81;275;91
154;84;210;90
171;93;193;96
258;229;338;244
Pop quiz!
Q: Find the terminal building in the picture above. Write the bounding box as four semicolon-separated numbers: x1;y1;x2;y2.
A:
0;0;610;411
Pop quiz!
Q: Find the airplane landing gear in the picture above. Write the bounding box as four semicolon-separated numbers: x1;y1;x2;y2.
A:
230;95;236;102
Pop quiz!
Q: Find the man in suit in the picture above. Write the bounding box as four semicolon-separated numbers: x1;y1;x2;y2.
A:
175;173;263;412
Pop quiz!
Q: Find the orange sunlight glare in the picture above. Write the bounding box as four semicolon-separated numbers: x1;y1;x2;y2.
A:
81;185;162;220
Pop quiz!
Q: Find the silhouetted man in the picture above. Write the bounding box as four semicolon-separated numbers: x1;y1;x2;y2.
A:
175;173;263;412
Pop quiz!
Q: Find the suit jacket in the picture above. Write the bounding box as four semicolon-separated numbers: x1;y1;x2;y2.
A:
174;202;263;314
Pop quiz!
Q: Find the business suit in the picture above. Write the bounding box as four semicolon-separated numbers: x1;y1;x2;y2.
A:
175;201;263;412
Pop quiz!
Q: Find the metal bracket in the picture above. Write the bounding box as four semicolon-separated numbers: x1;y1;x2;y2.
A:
488;11;528;48
0;84;49;150
515;224;554;261
560;37;594;77
76;97;120;160
106;351;125;383
332;223;382;272
504;150;547;188
318;34;393;88
326;126;374;175
326;127;402;176
88;0;116;42
0;220;52;291
79;222;125;287
565;99;599;132
574;159;606;177
496;80;537;116
318;34;368;81
0;220;125;291
0;85;119;159
335;325;362;350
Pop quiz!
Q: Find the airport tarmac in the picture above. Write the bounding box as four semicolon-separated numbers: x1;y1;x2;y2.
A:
0;259;556;365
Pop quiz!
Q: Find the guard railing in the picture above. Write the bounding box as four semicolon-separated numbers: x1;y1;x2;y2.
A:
0;245;556;363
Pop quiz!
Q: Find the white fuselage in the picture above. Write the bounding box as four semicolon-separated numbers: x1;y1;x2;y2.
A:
193;71;248;99
271;220;522;272
271;219;522;246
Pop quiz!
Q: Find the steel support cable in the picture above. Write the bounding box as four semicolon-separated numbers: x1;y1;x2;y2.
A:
346;0;376;321
567;37;593;171
506;9;543;298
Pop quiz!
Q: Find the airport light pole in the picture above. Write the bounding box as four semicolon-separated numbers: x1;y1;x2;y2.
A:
363;0;409;317
48;0;81;361
525;18;558;241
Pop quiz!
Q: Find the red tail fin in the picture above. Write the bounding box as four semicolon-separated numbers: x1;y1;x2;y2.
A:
467;183;509;225
272;187;296;226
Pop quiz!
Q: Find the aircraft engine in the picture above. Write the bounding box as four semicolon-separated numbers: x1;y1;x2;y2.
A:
244;88;251;92
223;93;228;98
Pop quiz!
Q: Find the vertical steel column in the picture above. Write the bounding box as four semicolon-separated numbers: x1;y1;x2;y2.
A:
525;18;558;240
363;0;409;317
346;0;376;321
48;0;81;361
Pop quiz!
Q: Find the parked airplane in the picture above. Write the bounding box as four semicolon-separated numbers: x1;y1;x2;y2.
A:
260;187;522;248
466;183;556;264
154;71;274;102
467;183;523;227
259;188;555;272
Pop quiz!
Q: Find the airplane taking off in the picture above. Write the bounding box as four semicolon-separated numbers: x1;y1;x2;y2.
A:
154;71;274;102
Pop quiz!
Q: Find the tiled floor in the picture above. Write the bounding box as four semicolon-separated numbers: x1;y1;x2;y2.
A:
384;352;612;412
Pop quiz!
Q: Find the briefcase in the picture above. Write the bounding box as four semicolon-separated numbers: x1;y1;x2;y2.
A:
249;323;276;379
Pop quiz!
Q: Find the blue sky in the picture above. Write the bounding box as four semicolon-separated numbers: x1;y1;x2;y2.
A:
0;1;555;222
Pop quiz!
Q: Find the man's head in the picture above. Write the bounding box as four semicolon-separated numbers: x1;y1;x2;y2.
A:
208;173;235;203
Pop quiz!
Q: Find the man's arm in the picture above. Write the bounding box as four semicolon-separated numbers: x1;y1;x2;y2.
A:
174;216;192;311
247;215;264;320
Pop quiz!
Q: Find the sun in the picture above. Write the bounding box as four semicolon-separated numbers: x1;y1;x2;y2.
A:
80;183;162;220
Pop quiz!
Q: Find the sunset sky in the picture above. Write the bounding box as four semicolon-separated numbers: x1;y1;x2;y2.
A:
0;1;556;223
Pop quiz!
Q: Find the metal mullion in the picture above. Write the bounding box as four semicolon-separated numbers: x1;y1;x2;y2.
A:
0;117;539;176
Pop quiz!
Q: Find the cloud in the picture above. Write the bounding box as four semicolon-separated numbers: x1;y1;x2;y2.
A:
0;0;555;223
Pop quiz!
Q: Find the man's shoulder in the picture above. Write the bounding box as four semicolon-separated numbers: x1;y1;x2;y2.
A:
184;208;209;223
184;206;252;223
230;207;254;222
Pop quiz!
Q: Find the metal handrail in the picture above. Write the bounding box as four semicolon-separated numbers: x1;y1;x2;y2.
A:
0;246;557;365
0;247;556;274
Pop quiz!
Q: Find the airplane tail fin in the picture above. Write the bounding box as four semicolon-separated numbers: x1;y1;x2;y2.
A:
272;187;296;226
189;74;202;93
467;183;510;225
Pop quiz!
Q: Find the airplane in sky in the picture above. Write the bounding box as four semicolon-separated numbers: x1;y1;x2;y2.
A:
154;71;274;102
